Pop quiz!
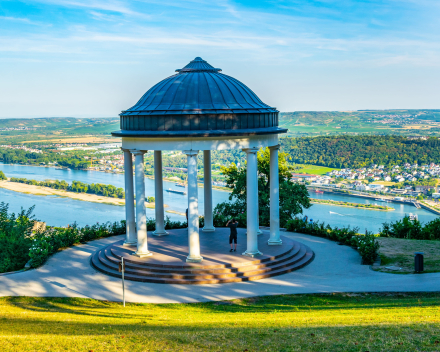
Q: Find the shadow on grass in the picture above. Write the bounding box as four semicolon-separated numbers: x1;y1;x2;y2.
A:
3;292;440;320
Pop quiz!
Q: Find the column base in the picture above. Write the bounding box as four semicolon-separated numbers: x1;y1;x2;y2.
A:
242;250;263;258
268;239;283;246
186;255;203;263
202;226;215;232
153;230;169;236
123;240;137;246
134;250;153;258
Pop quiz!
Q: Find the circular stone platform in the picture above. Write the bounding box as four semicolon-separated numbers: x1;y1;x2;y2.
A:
91;228;314;284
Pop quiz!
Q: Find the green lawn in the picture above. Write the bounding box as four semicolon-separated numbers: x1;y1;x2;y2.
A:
294;164;338;175
375;237;440;274
2;293;440;351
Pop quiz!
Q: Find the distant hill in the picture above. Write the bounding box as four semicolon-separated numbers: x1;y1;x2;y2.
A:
279;110;440;137
0;117;119;143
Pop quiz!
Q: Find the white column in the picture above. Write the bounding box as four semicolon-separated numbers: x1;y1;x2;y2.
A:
123;149;136;246
132;150;152;257
153;150;168;236
268;145;282;245
184;150;203;263
202;150;215;232
242;147;262;257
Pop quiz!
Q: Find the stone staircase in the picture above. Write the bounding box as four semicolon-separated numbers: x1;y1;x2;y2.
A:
91;238;314;284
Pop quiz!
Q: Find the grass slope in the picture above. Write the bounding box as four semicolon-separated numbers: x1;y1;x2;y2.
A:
1;293;440;351
294;164;337;175
375;237;440;274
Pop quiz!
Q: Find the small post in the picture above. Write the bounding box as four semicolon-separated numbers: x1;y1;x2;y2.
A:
119;257;125;307
414;252;424;273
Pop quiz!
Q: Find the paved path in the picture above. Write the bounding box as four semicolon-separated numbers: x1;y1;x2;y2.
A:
1;232;439;303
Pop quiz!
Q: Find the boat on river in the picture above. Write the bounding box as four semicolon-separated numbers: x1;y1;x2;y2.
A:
166;188;187;195
175;183;186;188
409;213;418;221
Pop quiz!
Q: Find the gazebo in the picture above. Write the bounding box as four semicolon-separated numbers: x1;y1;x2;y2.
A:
112;57;286;262
91;57;314;284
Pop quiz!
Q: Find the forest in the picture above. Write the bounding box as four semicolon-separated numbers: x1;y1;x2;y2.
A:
280;135;440;168
0;148;91;169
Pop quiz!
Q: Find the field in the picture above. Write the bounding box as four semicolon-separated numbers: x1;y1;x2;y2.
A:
294;164;337;175
1;293;440;351
280;109;440;137
375;237;440;274
21;136;117;144
0;117;119;144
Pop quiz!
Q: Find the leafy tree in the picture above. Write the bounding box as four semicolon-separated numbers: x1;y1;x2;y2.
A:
0;170;6;180
219;147;311;226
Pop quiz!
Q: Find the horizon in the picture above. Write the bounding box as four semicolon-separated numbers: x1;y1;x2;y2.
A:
1;108;439;120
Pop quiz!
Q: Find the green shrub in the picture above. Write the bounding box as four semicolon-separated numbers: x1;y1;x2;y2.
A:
285;217;379;264
380;216;439;240
0;202;35;273
0;170;6;180
353;232;380;265
28;220;128;268
422;218;440;240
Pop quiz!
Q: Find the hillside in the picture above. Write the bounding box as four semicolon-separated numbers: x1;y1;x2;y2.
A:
279;110;440;137
281;135;440;168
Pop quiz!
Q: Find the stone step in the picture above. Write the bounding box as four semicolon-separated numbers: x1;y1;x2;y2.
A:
95;244;307;280
101;242;302;275
91;243;314;284
108;244;296;270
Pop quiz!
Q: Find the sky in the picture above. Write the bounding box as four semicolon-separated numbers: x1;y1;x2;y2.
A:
0;0;439;118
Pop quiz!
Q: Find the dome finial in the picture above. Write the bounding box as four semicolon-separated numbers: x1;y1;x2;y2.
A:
176;57;222;73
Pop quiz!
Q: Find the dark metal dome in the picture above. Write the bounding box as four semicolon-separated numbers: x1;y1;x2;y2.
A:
113;57;286;137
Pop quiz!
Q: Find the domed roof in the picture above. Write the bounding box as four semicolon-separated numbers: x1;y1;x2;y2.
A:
120;57;277;116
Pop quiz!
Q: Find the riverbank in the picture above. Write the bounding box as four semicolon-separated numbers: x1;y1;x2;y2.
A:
0;180;164;209
307;185;440;216
310;198;394;211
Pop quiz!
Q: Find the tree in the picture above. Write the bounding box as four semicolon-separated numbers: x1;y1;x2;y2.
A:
0;171;6;181
219;147;311;227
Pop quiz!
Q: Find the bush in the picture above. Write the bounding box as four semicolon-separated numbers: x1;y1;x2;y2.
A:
380;216;437;240
0;203;35;272
285;217;380;264
353;232;380;265
422;218;440;240
28;220;127;268
0;170;6;180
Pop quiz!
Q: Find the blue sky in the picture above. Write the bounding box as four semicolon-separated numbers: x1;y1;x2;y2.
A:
0;0;439;117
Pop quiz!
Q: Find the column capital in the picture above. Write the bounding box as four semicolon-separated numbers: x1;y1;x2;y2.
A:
183;149;199;156
242;147;259;154
269;144;280;151
130;149;147;156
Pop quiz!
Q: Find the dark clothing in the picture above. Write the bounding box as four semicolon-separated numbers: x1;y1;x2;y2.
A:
228;222;238;244
228;222;238;235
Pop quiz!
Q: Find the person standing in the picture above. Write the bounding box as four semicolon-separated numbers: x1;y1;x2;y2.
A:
226;218;238;252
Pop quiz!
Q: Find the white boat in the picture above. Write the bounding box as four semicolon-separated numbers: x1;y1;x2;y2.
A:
409;213;418;221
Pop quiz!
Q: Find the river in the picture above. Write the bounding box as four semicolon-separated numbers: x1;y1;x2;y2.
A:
0;163;438;232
